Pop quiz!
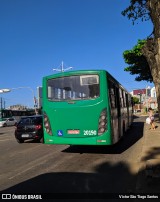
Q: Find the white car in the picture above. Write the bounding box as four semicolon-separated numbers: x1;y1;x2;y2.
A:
0;117;17;127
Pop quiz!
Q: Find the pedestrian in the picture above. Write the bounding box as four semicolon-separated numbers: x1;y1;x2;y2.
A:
148;107;155;130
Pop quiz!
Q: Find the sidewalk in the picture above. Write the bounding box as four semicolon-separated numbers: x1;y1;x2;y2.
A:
136;114;160;193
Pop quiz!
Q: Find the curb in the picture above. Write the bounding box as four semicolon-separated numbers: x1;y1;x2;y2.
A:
135;115;160;193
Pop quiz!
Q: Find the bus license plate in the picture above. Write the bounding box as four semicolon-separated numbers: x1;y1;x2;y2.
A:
22;134;29;137
67;130;80;135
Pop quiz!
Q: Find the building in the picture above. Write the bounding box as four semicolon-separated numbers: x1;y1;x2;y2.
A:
130;88;151;103
130;87;157;110
9;104;28;110
151;86;156;97
37;86;42;109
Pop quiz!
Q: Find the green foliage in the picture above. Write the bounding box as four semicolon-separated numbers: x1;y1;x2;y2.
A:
132;96;139;104
123;39;153;82
121;0;150;25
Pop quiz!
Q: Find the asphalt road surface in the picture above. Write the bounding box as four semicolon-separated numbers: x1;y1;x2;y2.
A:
0;115;145;200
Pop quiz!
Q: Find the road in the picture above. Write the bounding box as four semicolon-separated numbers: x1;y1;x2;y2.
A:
0;115;145;199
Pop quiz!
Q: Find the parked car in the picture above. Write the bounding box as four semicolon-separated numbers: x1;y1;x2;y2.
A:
0;117;17;127
15;115;43;143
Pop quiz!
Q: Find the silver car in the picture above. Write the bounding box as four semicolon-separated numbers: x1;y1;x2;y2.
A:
0;117;17;127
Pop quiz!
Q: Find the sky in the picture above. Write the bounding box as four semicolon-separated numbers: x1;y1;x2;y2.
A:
0;0;153;108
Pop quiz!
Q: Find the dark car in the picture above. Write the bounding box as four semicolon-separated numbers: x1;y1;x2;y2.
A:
15;115;43;143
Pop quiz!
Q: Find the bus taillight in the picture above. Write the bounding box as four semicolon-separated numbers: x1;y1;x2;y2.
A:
44;112;52;135
98;109;107;135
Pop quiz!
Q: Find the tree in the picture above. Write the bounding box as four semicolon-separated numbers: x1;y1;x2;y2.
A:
133;96;139;104
123;39;153;82
122;0;160;118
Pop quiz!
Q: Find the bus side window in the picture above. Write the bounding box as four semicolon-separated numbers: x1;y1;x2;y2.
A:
126;93;129;107
119;89;124;108
108;80;116;108
123;91;127;107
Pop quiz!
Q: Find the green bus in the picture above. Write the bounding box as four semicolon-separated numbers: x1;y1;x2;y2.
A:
0;109;12;121
42;70;133;145
0;109;35;122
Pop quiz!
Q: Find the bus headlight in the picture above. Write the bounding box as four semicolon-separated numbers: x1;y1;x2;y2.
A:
44;112;52;135
98;109;107;135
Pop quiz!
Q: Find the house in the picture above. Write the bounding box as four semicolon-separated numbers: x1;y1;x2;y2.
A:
130;87;157;110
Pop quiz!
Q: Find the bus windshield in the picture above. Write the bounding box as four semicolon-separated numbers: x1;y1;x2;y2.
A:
47;74;100;101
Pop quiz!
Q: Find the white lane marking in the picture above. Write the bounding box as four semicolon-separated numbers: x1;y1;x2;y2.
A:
0;139;14;142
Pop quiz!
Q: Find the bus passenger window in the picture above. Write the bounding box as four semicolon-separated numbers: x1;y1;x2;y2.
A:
108;80;116;108
123;91;127;107
119;89;124;108
48;86;54;99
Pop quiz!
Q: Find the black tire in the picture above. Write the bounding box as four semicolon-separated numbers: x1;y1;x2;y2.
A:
16;139;24;143
40;137;44;143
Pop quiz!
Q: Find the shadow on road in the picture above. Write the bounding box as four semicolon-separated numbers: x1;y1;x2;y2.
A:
1;157;160;199
62;121;144;154
0;162;137;198
1;118;160;200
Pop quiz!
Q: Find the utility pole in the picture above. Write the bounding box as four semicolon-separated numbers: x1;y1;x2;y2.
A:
53;61;73;72
0;87;36;112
